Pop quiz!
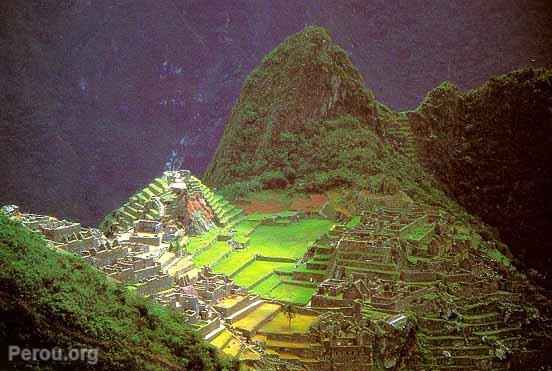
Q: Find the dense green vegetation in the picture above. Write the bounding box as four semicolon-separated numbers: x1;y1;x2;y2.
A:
203;27;467;216
204;26;379;195
0;215;236;370
409;68;552;283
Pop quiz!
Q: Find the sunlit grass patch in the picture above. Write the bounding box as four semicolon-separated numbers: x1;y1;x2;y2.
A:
265;283;316;305
233;260;295;287
233;303;281;332
193;241;231;267
259;312;318;334
248;219;334;259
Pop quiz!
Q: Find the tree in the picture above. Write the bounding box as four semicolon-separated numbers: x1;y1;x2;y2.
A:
282;304;297;329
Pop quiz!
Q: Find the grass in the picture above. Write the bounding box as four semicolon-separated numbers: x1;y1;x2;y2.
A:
233;220;260;236
222;338;242;357
209;329;233;349
166;258;193;276
186;228;220;254
252;275;281;295
216;295;246;309
264;283;317;305
232;261;295;287
245;213;274;221
259;312;318;334
233;303;281;332
247;219;334;259
405;225;432;241
212;251;255;276
484;247;511;267
247;190;293;203
193;241;231;267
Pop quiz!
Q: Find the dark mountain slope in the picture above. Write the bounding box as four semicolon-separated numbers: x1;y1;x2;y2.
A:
408;68;552;282
204;27;380;190
0;214;235;370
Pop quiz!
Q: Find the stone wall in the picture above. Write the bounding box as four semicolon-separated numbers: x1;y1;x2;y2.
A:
40;221;81;242
136;274;173;296
129;234;161;246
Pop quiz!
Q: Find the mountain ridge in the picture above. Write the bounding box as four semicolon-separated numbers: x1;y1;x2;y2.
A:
205;26;552;286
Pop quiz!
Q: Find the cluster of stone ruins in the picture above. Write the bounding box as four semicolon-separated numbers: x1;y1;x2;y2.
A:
2;169;551;370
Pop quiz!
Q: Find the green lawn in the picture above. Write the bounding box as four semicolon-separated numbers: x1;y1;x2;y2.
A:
233;220;261;236
405;225;432;241
264;283;317;305
252;275;282;295
259;312;318;334
233;303;281;332
187;228;220;254
346;215;361;229
212;250;255;276
485;248;511;267
246;213;273;221
233;261;295;287
193;241;231;267
247;219;334;259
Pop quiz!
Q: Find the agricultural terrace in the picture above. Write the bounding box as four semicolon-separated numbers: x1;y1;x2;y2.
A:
232;260;295;288
193;240;231;267
233;303;281;334
259;312;319;334
263;283;317;305
247;219;334;259
211;217;333;272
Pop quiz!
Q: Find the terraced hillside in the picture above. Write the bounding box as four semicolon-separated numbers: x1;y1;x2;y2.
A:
202;193;551;370
185;210;335;306
100;177;171;233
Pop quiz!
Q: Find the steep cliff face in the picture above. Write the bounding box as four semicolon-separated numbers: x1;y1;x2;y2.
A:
408;68;552;280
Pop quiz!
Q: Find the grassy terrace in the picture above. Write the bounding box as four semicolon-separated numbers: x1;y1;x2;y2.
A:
222;338;242;357
405;224;433;241
213;217;332;273
233;303;281;333
210;328;233;349
253;275;282;295
233;260;295;288
346;215;361;229
263;283;317;305
193;241;231;267
247;219;334;259
259;312;318;334
213;251;254;276
184;193;334;303
233;220;261;236
186;228;220;255
207;216;333;303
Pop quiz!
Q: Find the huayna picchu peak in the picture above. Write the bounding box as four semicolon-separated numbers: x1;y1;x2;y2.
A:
2;14;552;371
